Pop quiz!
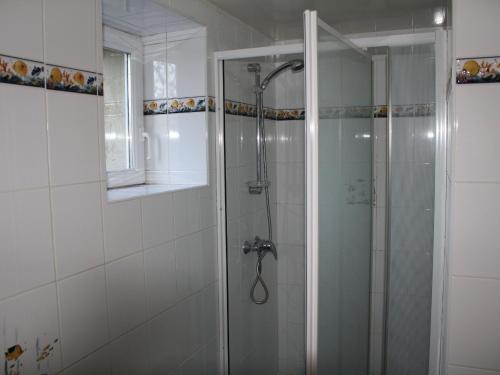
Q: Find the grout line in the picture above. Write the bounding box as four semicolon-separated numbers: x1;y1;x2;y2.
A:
53;280;219;374
41;0;65;369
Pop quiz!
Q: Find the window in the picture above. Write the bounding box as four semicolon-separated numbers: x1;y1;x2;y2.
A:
103;48;131;172
103;27;145;188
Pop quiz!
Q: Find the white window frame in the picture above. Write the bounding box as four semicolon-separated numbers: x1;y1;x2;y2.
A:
103;25;145;188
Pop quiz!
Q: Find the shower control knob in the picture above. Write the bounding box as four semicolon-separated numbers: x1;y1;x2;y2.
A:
242;240;252;254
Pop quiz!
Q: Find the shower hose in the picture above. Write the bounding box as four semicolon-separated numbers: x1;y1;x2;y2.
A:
250;252;269;304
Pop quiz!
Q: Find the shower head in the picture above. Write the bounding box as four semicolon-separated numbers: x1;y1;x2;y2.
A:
260;59;304;91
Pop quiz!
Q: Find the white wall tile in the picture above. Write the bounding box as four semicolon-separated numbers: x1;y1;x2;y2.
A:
144;241;177;317
143;43;167;100
141;192;174;249
0;0;44;60
0;284;62;373
167;35;206;98
144;114;169;173
109;325;149;375
148;304;187;374
175;231;204;299
47;91;100;185
454;84;500;182
454;0;500;58
95;0;103;74
102;197;142;262
0;85;48;192
106;253;146;339
44;0;97;71
448;366;500;375
58;266;108;367
448;277;500;371
168;112;208;175
452;183;500;278
0;189;54;299
52;182;104;279
62;345;111;375
173;188;200;237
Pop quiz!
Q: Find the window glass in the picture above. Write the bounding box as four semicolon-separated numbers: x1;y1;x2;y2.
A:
103;48;131;172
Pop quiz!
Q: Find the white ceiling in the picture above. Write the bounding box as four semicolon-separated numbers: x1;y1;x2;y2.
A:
205;0;449;40
103;0;201;36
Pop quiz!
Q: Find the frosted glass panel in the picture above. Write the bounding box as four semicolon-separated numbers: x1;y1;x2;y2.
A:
385;44;436;375
316;25;372;375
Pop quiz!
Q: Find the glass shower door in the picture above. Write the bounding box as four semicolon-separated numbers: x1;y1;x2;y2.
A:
304;10;373;374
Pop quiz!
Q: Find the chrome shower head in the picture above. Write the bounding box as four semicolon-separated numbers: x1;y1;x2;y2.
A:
260;59;304;91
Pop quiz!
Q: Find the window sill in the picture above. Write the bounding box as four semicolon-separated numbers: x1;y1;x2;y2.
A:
107;183;203;202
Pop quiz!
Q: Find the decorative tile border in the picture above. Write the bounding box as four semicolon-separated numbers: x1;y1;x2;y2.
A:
456;56;500;84
0;52;102;95
0;54;45;88
207;96;216;112
168;97;206;113
46;64;98;95
143;96;207;115
97;73;103;96
222;100;434;120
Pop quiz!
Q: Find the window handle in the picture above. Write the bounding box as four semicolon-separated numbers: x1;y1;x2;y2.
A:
142;132;151;160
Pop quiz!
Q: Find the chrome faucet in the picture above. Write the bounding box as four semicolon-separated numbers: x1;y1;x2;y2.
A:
242;236;277;260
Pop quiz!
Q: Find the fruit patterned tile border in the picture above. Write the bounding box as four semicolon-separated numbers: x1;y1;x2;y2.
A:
46;64;99;95
0;53;103;95
456;56;500;84
144;97;207;115
222;100;434;120
0;54;45;88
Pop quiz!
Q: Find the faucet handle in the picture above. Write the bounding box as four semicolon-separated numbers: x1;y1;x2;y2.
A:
242;240;252;254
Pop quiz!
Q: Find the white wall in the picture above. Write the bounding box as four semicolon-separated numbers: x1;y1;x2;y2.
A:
143;28;208;185
446;1;500;374
0;0;271;373
224;59;279;375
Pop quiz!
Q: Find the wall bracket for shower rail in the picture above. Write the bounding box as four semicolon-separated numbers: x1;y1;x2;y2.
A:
246;180;270;195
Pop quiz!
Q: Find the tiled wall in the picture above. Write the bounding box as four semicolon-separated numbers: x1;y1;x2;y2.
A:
446;1;500;374
224;59;279;375
0;0;272;374
142;28;208;185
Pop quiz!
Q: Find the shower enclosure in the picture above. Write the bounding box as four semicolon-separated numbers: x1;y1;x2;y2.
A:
215;10;446;375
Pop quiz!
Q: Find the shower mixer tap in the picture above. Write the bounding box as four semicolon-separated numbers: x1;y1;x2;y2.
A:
242;236;277;260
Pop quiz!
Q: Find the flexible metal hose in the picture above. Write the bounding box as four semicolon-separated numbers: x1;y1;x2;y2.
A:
250;253;269;304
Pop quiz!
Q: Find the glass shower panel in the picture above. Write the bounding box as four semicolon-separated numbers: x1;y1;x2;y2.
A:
315;23;373;374
224;56;309;375
385;44;436;375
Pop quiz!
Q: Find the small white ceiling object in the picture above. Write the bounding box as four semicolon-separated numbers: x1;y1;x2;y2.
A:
205;0;449;40
103;0;201;36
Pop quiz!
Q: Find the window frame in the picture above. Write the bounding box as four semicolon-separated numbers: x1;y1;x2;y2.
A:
103;25;145;188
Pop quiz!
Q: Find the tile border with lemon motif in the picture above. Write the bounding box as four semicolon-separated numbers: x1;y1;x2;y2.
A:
46;64;99;95
0;53;103;95
0;54;45;88
456;56;500;84
144;96;207;115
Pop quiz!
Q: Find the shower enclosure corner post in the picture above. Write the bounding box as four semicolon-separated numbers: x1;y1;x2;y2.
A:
214;51;229;375
303;9;319;375
429;28;450;375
